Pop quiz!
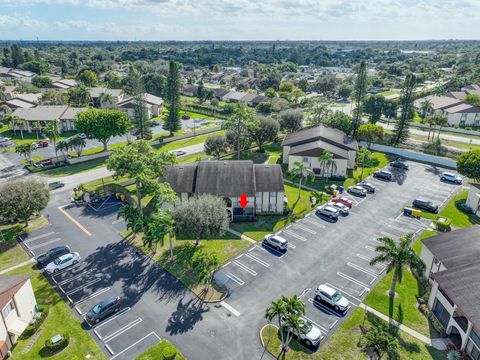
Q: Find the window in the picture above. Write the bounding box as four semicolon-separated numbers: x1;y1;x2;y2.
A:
255;193;262;211
302;157;309;163
474;114;480;127
432;298;450;329
269;192;277;212
467;339;480;360
460;113;467;127
2;300;15;318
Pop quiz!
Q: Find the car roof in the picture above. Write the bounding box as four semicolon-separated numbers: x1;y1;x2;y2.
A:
49;246;68;251
58;253;72;260
318;284;335;295
324;206;337;212
442;172;454;176
272;235;287;243
98;297;118;307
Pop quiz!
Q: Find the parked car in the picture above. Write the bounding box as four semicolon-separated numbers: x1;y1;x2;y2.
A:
0;137;11;143
440;172;463;184
390;160;409;170
326;201;349;215
358;181;376;193
373;170;393;180
48;181;65;190
149;120;161;126
330;196;353;208
77;133;87;139
316;205;340;219
85;296;121;325
263;234;288;251
412;199;438;213
36;245;71;267
288;318;322;347
171;150;187;157
36;140;49;148
315;284;349;312
347;185;367;197
45;252;81;274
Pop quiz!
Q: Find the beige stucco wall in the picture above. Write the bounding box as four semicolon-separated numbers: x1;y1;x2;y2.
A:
443;112;480;127
466;187;480;213
282;146;291;164
13;279;37;322
288;155;348;177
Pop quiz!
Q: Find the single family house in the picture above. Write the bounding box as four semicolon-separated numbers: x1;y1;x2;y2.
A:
116;93;163;120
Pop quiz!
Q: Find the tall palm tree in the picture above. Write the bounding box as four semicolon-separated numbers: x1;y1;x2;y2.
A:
434;114;448;139
359;323;399;360
265;299;287;350
10;116;26;139
425;115;435;141
98;92;115;108
282;314;304;353
45;122;60;160
31;120;41;140
69;136;86;157
0;104;12;121
318;150;337;179
117;204;144;236
283;294;306;316
420;99;433;119
143;211;175;257
15;143;36;165
370;233;425;297
56;140;70;157
289;161;315;201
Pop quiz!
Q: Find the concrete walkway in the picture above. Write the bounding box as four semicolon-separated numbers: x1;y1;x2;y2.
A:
359;304;448;350
283;178;319;192
0;258;35;274
226;228;257;244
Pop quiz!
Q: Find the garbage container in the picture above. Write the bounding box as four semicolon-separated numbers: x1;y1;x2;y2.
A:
332;190;338;197
403;207;413;216
412;209;422;218
339;186;344;194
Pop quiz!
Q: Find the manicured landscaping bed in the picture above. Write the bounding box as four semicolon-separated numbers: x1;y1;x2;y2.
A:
8;264;106;360
0;216;49;271
134;339;186;360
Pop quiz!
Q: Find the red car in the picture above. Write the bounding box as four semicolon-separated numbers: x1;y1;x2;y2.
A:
37;140;49;148
331;196;353;208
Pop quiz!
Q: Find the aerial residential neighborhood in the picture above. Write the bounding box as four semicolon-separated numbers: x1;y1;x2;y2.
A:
0;2;480;360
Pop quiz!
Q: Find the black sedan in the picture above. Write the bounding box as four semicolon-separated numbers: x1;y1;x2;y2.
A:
390;161;409;170
412;199;438;213
36;245;71;267
373;170;393;181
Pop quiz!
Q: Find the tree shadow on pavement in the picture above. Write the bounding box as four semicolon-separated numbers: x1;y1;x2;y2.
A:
165;297;210;335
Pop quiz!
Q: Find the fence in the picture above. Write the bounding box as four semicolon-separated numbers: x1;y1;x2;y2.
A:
407;122;480;136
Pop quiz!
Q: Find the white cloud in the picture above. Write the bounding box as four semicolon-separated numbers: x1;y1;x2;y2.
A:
0;13;48;29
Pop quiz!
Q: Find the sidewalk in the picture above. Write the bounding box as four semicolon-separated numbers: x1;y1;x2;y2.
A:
283;178;319;192
359;303;449;350
226;228;256;244
0;258;35;274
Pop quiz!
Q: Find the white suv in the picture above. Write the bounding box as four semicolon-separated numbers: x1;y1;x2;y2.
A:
440;172;463;184
315;284;349;312
316;205;340;219
326;201;349;215
288;318;322;347
263;234;288;251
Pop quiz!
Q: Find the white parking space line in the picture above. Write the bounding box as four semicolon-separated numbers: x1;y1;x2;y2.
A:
302;315;328;333
325;283;362;305
28;237;61;250
92;307;131;332
365;245;377;252
110;332;161;359
224;272;245;286
65;278;102;295
356;253;387;268
23;231;55;243
57;270;92;286
232;260;257;276
347;262;379;278
386;223;405;233
245;253;270;267
50;263;84;279
337;272;370;290
74;289;111;314
111;219;123;225
220;301;241;317
257;244;286;257
293;223;316;234
303;218;326;228
307;298;340;318
104;318;143;343
283;230;307;241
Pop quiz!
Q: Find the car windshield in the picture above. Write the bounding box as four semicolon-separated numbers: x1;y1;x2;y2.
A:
332;291;342;302
92;305;103;314
299;320;313;334
53;257;63;265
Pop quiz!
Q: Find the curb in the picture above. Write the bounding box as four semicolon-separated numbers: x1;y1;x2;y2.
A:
259;323;278;348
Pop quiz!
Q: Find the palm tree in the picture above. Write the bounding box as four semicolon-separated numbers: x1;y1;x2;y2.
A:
56;140;70;158
10;116;26;140
31;120;41;140
45;122;60;160
283;294;306;316
282;313;304;353
420;99;433;119
370;233;425;297
357;147;372;180
265;299;287;351
434;114;448;139
0;104;12;121
359;323;399;360
69;136;86;157
318;150;337;179
15;143;36;165
98;92;115;108
143;211;175;257
289;161;315;201
425;115;435;141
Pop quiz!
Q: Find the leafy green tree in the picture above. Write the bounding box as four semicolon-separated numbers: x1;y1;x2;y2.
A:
370;233;425;297
32;76;52;88
247;116;279;152
117;204;144;235
352;60;368;138
358;123;384;147
457;150;480;182
392;73;416;146
191;250;221;298
279;109;303;133
68;85;92;106
104;71;122;88
98;92;115;107
69;136;86;157
172;194;229;246
298;78;309;92
76;69;98;86
45;122;60;160
75;109;130;151
0;179;50;226
15;143;36;165
164;61;181;136
465;94;480;106
107;141;176;215
383;100;398;120
322;111;354;134
338;83;354;99
356;147;372;180
23;60;50;75
363;95;386;123
222;104;255;159
265;87;277;98
56;140;70;157
359;322;399;360
420;98;434;119
40;91;67;106
308;100;332;126
143;210;175;256
204;134;228;159
142;73;167;97
289;161;315;201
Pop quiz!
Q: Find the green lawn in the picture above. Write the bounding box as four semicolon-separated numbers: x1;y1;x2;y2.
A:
8;264;106;360
134;339;186;360
438;191;480;228
0;217;49;271
41;157;108;177
127;230;251;301
0;124;76;147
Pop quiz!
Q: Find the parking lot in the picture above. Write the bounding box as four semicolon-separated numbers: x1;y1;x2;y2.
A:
18;160;462;359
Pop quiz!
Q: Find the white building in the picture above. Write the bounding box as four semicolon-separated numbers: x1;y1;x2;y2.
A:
0;274;38;357
165;160;285;221
417;94;480;127
420;226;480;358
282;125;358;178
466;184;480;216
116;93;163;120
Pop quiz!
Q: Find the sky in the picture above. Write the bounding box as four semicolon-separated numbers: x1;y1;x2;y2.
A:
0;0;479;41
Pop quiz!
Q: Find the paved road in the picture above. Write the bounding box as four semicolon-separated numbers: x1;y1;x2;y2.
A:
16;160;462;359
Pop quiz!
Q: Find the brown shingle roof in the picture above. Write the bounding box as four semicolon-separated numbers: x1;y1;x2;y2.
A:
283;124;358;151
0;274;30;309
289;140;350;159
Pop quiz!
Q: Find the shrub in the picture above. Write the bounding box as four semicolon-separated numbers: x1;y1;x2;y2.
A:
162;345;177;360
456;200;473;214
435;216;452;232
20;308;48;339
418;304;446;337
44;335;69;354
